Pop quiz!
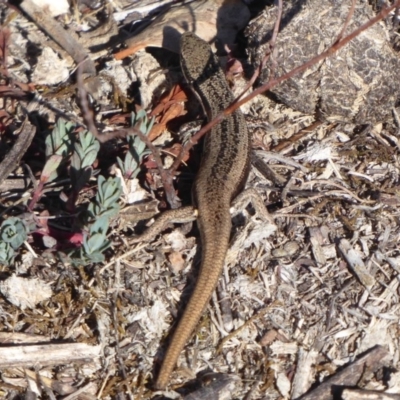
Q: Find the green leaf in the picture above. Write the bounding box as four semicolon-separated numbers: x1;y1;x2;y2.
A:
85;251;105;263
81;147;98;169
0;242;15;265
97;175;106;205
90;216;109;236
116;156;125;174
86;233;104;253
45;119;75;157
73;143;86;166
0;217;27;250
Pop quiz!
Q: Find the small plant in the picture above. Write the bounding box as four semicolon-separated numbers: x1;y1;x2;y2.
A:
70;129;100;192
23;116;140;265
28;119;76;211
76;216;111;264
70;175;122;265
87;175;122;220
0;217;28;265
66;128;100;211
117;110;153;179
29;120;101;212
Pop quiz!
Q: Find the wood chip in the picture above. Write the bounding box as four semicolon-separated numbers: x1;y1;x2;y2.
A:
0;343;101;368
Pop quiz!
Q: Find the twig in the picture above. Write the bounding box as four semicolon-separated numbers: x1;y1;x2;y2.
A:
233;0;283;103
0;118;36;188
335;0;357;42
301;179;371;204
217;301;281;353
271;121;325;153
265;0;283;83
300;345;389;400
76;64;102;138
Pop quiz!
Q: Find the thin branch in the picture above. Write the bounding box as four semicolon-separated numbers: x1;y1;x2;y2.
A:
234;0;283;103
0;118;36;187
267;0;284;82
335;0;357;42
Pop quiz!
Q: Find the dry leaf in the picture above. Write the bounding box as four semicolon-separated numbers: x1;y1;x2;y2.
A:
149;84;187;141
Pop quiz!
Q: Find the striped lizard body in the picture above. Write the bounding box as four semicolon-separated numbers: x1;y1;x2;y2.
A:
155;32;251;389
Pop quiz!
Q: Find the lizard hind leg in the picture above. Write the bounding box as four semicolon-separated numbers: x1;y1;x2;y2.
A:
231;188;274;225
129;206;197;244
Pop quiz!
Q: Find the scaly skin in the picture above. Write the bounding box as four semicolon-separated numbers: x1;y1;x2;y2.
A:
155;32;251;390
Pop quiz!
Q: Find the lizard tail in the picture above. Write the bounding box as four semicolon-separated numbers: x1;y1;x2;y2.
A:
154;211;231;390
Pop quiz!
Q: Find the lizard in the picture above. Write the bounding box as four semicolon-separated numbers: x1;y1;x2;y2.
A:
131;32;256;390
154;31;252;390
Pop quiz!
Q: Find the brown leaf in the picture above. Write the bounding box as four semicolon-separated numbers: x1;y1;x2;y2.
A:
148;84;187;141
